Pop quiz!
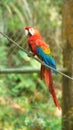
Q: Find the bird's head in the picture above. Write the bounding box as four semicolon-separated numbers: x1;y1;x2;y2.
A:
25;26;40;37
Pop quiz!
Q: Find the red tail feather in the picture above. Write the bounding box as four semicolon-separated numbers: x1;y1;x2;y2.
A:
41;65;61;110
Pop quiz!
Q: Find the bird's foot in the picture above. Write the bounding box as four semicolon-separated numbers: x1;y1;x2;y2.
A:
41;61;45;66
27;52;34;57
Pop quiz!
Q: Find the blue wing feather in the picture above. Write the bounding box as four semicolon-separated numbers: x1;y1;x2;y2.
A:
36;46;56;71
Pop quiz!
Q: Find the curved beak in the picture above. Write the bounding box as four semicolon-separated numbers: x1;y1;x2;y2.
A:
25;29;28;36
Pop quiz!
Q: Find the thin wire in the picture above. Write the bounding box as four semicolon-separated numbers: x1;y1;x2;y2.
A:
0;31;27;52
0;31;73;80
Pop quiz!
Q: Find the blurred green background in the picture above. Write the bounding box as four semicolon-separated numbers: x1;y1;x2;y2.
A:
0;0;63;130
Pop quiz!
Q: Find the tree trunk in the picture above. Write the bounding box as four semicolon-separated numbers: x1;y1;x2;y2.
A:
62;0;73;130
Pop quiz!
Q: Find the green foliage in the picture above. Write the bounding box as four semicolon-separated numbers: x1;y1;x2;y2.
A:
0;97;61;130
0;0;62;129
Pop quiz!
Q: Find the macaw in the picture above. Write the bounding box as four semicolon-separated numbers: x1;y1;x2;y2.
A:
25;26;61;110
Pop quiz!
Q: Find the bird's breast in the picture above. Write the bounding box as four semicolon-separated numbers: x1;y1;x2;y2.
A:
28;39;37;55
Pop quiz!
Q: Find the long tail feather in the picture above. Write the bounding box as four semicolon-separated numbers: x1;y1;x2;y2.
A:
41;65;61;110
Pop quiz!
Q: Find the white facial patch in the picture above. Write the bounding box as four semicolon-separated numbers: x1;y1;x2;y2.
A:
29;28;35;35
25;29;28;36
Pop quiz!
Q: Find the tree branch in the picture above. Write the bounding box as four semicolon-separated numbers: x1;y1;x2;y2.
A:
0;68;66;74
0;31;73;80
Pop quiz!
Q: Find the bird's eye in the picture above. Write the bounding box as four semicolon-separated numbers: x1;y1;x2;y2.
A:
29;28;35;35
25;30;28;36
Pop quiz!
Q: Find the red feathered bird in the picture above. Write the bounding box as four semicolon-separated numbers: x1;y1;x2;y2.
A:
25;26;61;110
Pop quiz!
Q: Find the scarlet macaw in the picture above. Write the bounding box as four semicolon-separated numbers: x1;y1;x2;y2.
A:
25;26;61;110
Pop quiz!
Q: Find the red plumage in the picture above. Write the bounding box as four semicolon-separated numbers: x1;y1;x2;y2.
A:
41;65;61;110
25;26;61;110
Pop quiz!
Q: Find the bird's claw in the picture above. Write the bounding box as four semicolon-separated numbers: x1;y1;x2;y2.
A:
41;61;45;65
27;52;34;57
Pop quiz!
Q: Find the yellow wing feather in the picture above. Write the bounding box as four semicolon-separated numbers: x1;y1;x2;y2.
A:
43;48;50;54
36;39;51;55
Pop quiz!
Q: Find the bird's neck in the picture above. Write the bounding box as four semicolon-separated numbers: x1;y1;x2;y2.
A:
28;34;42;40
